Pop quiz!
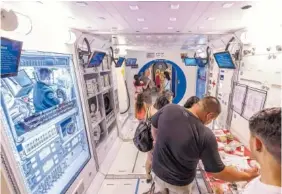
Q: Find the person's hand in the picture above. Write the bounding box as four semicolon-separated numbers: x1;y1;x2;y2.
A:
244;167;260;181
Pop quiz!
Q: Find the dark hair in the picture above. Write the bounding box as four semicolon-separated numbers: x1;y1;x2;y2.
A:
184;96;200;108
134;74;141;86
164;71;170;81
153;95;170;110
249;107;281;163
135;93;144;112
200;96;221;114
39;68;52;80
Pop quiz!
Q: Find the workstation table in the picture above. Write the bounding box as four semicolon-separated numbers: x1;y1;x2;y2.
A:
197;129;256;194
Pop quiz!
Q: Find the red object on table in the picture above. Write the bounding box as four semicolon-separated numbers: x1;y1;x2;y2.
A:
201;129;253;193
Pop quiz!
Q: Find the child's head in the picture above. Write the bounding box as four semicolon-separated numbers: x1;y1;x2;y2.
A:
134;74;141;86
184;96;200;109
136;93;144;111
134;74;139;81
156;69;160;75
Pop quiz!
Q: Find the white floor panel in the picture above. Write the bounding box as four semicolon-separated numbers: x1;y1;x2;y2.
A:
138;179;152;194
120;117;139;140
133;151;147;174
98;179;138;194
108;142;138;174
99;138;123;175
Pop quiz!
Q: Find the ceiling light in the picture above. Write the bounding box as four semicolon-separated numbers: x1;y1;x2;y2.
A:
76;1;88;7
157;36;162;39
168;27;173;30
241;5;252;10
170;4;179;10
136;35;140;38
207;17;215;21
143;27;148;30
222;3;234;8
169;17;176;22
137;18;145;22
168;36;172;39
98;17;106;20
146;35;151;38
129;5;139;10
198;26;204;29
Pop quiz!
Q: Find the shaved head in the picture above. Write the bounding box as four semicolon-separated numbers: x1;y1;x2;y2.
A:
198;96;221;114
189;96;221;125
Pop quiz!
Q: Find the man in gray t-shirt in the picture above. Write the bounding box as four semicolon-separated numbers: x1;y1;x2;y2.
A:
140;69;153;105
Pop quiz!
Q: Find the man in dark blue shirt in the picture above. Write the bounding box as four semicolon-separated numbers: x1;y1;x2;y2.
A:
33;68;59;112
151;96;259;194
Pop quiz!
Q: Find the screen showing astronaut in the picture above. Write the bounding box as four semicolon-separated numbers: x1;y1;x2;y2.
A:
1;66;76;136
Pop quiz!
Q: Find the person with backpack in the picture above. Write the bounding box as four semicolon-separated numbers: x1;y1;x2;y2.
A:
135;93;147;121
145;95;171;183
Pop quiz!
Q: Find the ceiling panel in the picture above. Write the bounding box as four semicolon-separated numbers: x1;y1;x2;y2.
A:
3;1;265;51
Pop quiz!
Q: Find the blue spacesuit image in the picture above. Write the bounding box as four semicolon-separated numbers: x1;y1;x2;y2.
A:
33;68;60;112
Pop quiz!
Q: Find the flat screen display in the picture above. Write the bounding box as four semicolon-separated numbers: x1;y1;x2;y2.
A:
0;53;91;194
184;58;197;66
116;57;125;67
213;51;236;69
88;51;106;67
1;37;23;78
126;58;137;66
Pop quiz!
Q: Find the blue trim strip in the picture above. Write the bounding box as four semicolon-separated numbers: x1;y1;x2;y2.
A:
135;178;140;194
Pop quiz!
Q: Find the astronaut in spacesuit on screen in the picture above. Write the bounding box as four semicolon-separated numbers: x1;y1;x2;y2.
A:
33;68;60;112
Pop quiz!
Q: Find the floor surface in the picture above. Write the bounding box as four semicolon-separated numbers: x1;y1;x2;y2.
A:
86;116;210;194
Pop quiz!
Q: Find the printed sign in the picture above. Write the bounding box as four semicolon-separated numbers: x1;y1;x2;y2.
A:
146;53;155;58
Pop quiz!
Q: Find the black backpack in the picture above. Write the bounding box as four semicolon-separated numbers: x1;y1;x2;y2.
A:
133;107;153;152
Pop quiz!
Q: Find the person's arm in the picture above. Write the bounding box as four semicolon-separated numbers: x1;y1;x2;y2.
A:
211;166;259;182
151;108;164;144
201;131;259;182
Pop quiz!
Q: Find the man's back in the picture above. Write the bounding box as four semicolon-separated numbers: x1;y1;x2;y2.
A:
151;104;224;186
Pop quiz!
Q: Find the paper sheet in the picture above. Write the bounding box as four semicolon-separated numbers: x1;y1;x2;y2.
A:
232;84;247;114
242;89;267;120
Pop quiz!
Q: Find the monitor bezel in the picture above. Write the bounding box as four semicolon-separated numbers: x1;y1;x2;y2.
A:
116;57;125;67
184;57;197;66
213;51;236;69
1;37;23;78
88;51;106;67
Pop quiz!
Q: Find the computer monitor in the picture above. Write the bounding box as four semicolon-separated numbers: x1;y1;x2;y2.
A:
88;51;106;67
213;51;236;69
5;69;34;97
126;58;137;66
184;58;197;66
116;57;125;67
1;37;23;78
